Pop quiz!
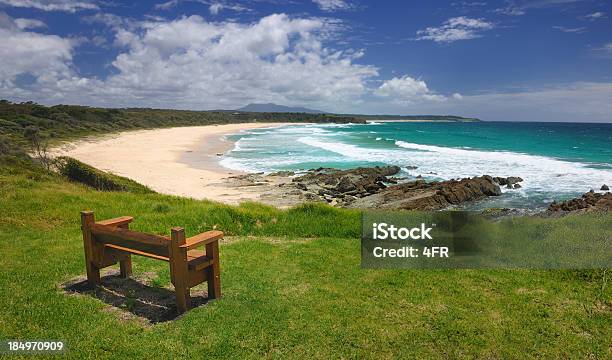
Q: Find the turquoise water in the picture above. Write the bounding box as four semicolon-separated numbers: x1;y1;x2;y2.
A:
220;121;612;209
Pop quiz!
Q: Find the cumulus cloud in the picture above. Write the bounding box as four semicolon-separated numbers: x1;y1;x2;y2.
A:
0;0;98;12
416;16;494;43
312;0;352;12
100;14;377;108
0;12;75;90
2;13;382;110
375;76;448;103
363;82;612;123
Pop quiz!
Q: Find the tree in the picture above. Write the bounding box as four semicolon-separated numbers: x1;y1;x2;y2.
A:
23;125;52;170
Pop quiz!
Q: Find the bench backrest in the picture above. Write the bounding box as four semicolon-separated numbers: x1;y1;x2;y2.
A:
89;223;172;258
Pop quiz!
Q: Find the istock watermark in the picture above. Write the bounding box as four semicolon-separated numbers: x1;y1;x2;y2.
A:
361;211;611;269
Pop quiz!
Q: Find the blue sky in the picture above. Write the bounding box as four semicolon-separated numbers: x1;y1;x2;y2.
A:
0;0;611;122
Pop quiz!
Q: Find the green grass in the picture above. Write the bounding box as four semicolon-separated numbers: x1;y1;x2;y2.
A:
0;163;610;359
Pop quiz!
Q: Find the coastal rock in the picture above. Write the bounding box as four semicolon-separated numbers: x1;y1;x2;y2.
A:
269;170;295;177
287;165;401;205
547;191;612;213
348;175;510;210
493;176;523;186
601;184;609;191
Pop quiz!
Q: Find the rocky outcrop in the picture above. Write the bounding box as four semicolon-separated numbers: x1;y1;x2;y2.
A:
348;175;515;210
291;166;401;205
226;166;524;210
547;191;612;213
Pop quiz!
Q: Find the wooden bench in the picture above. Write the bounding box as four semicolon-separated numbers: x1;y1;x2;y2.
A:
80;211;222;313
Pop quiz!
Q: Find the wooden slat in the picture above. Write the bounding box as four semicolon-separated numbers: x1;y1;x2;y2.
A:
180;230;224;250
96;216;133;227
188;268;208;288
91;224;170;247
187;250;213;271
104;243;170;262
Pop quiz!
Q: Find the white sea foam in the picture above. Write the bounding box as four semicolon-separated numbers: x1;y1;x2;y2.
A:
221;126;612;199
294;137;612;193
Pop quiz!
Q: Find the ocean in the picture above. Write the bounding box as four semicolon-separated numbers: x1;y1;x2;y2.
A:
220;121;612;209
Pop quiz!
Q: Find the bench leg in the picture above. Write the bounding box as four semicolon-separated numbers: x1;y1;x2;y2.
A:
170;227;191;314
119;255;132;278
81;211;101;287
175;286;191;314
206;242;221;299
86;262;101;287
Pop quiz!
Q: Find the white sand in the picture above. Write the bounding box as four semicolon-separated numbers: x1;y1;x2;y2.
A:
52;123;290;204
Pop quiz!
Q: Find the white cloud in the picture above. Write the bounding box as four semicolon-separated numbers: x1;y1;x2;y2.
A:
209;2;222;14
375;76;449;103
584;11;606;20
416;16;494;43
0;12;75;90
2;13;381;110
0;0;98;12
591;43;612;58
312;0;351;12
154;0;250;14
155;0;178;10
495;0;587;16
363;82;612;123
14;17;46;29
207;2;248;15
552;25;586;33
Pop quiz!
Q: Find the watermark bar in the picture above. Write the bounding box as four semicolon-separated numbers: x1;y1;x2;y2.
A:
361;211;611;269
0;340;66;354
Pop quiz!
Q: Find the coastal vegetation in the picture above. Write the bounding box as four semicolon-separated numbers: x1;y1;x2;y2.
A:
0;100;362;154
0;159;610;358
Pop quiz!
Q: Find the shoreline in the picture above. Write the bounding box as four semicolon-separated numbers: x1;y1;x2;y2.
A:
51;123;291;204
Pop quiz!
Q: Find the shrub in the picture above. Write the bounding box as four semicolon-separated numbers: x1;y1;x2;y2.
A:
55;156;154;194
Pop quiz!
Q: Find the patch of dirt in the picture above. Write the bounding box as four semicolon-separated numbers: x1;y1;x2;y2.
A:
61;269;211;324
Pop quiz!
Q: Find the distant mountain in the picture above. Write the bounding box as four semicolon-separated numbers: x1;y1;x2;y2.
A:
237;103;326;114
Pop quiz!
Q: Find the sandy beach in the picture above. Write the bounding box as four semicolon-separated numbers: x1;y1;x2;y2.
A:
52;123;291;204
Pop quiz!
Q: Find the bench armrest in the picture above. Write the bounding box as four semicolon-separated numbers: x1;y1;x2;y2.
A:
180;230;223;250
96;216;134;227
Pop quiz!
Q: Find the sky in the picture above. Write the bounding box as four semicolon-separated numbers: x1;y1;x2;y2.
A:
0;0;611;122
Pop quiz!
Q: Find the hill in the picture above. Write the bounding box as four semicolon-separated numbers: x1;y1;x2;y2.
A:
237;103;326;113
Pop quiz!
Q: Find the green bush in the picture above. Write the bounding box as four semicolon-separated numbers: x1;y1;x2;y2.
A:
55;156;154;194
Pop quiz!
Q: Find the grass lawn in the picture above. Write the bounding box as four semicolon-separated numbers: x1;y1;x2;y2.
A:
0;163;610;359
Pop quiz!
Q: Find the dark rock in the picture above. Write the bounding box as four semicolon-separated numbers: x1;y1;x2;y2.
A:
405;165;418;170
269;170;295;177
493;176;523;186
348;175;506;210
513;183;522;189
547;191;612;213
295;182;308;191
337;176;357;193
602;184;609;191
